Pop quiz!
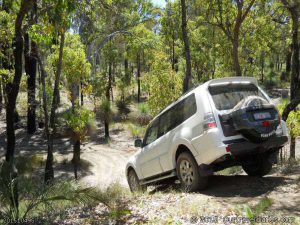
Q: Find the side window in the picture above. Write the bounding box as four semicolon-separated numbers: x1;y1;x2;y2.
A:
183;94;197;120
158;110;172;137
171;102;184;129
144;120;159;146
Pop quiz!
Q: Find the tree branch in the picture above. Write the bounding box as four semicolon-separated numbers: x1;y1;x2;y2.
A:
282;97;300;121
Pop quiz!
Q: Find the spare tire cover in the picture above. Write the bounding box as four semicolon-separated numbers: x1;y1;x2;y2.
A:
225;96;280;143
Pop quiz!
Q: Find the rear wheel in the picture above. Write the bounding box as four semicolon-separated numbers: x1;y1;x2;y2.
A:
127;169;146;193
176;152;207;192
242;160;272;177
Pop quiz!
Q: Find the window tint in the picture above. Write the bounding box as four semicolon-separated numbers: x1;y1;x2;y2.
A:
144;120;158;146
158;94;196;137
158;110;172;137
183;94;197;120
209;84;266;110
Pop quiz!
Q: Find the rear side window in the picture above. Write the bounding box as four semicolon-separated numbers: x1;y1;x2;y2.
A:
158;94;197;137
209;84;266;110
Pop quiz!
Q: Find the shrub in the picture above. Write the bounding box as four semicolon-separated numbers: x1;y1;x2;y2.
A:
135;103;152;126
278;100;300;138
64;107;95;141
142;51;183;116
116;99;131;115
0;162;129;224
127;123;146;138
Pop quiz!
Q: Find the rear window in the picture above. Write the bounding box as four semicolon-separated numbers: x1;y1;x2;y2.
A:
209;83;266;110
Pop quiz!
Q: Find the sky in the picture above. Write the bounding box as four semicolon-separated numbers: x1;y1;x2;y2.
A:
151;0;166;7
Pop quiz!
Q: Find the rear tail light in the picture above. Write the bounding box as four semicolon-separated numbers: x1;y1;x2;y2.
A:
203;112;217;131
226;146;231;152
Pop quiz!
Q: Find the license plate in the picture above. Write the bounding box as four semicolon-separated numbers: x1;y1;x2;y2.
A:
253;112;271;120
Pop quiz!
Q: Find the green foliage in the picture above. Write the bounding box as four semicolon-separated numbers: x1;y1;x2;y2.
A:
64;107;95;141
47;33;91;88
15;154;44;175
138;102;150;115
143;51;183;116
127;123;146;138
0;161;124;223
237;197;273;224
278;100;300;138
116;99;131;115
99;98;113;123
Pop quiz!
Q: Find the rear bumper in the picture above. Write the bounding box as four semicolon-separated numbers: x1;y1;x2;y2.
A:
225;135;288;156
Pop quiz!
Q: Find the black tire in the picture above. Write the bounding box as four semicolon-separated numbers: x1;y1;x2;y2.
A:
176;152;207;192
127;169;146;193
242;160;272;177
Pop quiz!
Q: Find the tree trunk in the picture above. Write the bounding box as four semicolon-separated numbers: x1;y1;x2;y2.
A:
171;32;176;71
72;140;81;179
6;0;32;163
80;81;84;106
44;32;65;183
4;0;32;213
104;62;112;139
181;0;192;93
232;34;242;77
137;53;141;102
286;45;292;75
290;8;299;101
260;51;265;83
24;33;37;134
0;79;3;113
290;136;296;160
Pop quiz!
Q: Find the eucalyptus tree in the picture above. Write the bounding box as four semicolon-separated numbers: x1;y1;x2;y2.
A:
24;0;37;134
0;1;14;113
279;0;299;160
281;0;300;122
60;33;92;179
160;0;181;71
6;0;33;163
180;0;192;92
29;0;77;183
207;0;256;76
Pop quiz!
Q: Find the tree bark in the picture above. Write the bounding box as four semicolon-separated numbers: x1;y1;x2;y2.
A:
72;139;81;180
80;81;84;106
44;32;65;183
280;0;299;160
232;35;242;77
6;0;33;163
290;136;296;160
0;79;3;113
181;0;192;93
289;6;299;101
104;62;112;139
286;45;292;75
137;53;141;102
282;97;300;121
260;51;265;83
24;33;37;134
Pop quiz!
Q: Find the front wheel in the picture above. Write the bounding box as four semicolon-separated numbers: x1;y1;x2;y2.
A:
242;160;273;177
176;152;207;192
127;169;146;193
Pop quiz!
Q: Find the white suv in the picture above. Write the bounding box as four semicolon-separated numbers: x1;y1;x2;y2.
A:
126;77;289;192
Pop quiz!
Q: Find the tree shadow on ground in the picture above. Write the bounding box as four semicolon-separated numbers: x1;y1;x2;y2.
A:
150;175;290;199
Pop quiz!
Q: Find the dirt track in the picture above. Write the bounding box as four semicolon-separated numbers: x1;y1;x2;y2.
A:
80;144;131;188
0;101;300;222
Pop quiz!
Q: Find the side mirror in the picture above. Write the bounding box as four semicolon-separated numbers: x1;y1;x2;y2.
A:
134;139;143;148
